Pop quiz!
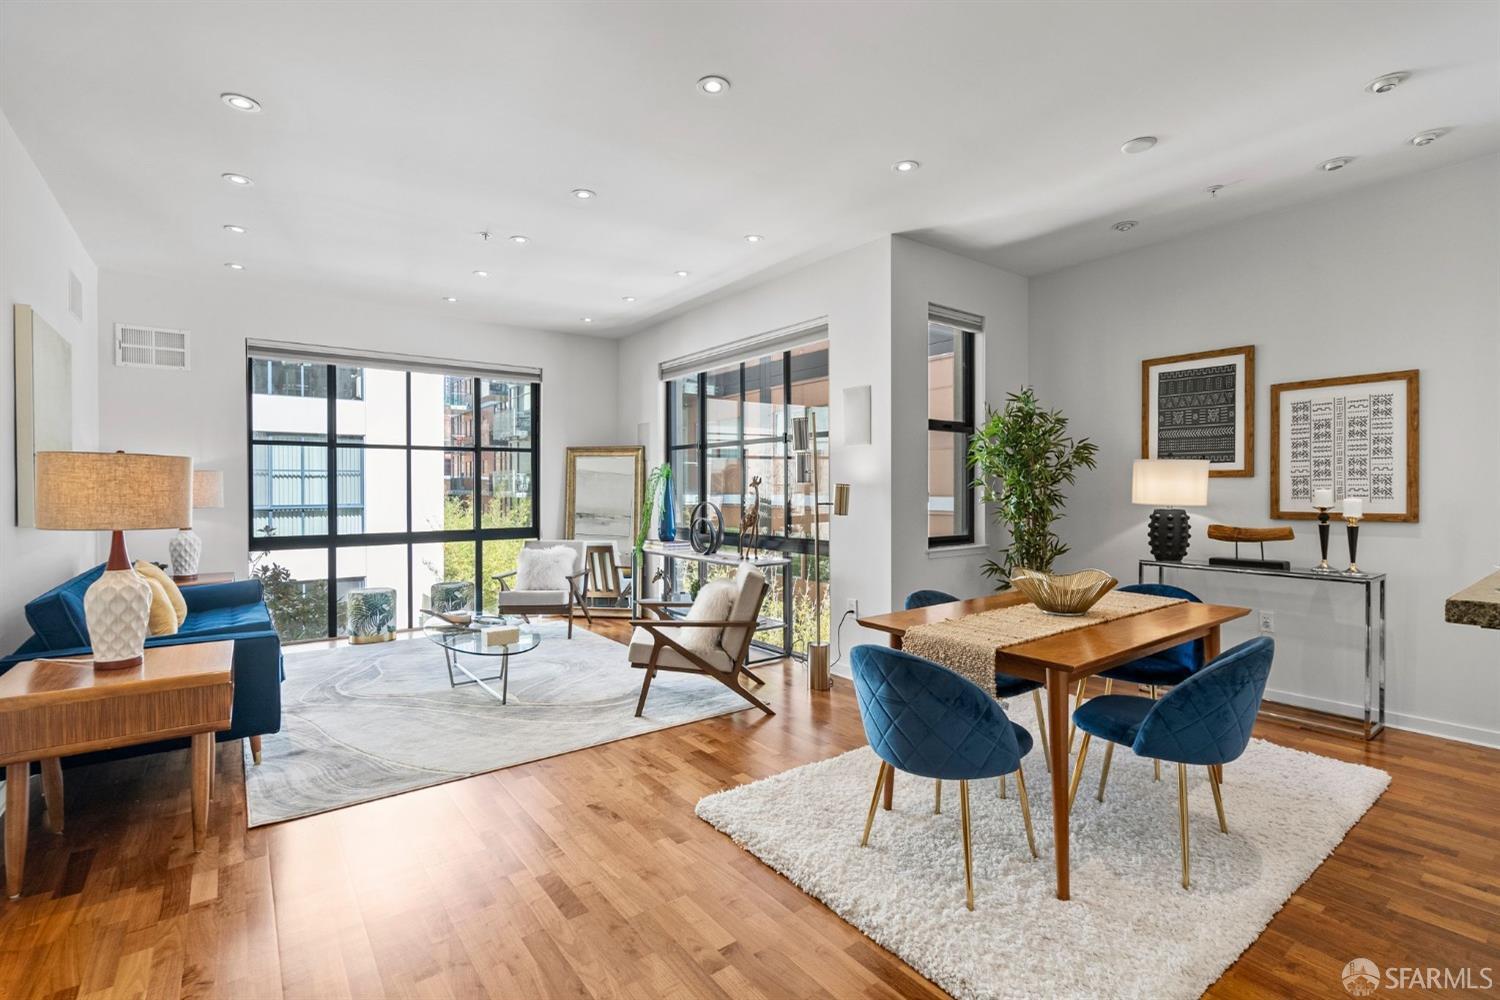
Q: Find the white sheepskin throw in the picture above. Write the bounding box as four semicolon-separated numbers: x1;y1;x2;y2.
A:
678;579;737;657
515;545;576;592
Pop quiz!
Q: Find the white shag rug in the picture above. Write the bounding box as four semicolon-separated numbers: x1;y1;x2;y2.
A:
696;698;1390;1000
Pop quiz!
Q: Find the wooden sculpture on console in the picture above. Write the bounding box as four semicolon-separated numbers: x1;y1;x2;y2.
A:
739;476;763;557
1207;524;1295;571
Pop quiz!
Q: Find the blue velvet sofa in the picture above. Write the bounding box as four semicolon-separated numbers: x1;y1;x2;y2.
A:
1;565;283;759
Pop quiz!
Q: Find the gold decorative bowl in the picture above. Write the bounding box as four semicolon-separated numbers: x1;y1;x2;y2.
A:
1009;568;1118;616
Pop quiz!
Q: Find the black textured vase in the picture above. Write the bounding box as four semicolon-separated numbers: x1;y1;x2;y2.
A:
1147;507;1191;561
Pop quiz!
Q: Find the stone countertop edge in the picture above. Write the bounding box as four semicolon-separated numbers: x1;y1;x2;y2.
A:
1445;570;1500;629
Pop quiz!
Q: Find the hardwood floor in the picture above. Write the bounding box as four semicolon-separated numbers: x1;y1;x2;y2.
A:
1;618;1497;999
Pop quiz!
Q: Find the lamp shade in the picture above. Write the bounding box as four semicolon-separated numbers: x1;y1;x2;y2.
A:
1131;459;1209;507
34;451;192;530
832;482;851;516
193;469;225;509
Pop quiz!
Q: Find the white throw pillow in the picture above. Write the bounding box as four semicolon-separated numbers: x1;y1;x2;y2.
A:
677;579;737;657
516;545;576;592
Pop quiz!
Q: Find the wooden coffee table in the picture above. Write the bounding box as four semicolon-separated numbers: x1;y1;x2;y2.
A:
0;641;234;899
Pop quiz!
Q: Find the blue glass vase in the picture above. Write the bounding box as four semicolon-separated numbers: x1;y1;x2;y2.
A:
657;476;677;542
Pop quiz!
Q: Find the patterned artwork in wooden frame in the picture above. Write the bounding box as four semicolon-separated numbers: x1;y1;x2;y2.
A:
1141;345;1254;477
1271;369;1419;522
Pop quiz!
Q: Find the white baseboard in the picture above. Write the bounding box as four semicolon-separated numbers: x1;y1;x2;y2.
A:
1264;686;1500;750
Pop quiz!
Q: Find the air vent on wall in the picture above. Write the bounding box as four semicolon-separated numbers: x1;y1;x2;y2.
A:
114;324;190;370
68;270;83;321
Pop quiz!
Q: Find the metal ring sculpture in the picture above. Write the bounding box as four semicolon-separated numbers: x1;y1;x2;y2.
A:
688;501;725;555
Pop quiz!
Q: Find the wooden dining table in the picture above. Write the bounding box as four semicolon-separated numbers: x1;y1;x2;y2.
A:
857;591;1249;900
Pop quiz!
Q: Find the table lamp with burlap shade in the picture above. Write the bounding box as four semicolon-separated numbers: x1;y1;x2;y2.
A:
34;451;192;669
168;468;224;580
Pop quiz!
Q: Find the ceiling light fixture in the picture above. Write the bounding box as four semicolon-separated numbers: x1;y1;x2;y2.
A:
674;270;689;278
220;92;262;113
473;270;489;277
223;224;246;234
744;234;764;243
572;188;596;200
221;172;254;186
224;262;245;270
892;160;921;173
1120;136;1157;154
622;296;636;302
1318;156;1353;172
1112;220;1138;232
1366;72;1409;95
697;75;731;95
442;296;457;303
1410;128;1447;146
1206;184;1225;198
508;234;529;244
581;317;593;323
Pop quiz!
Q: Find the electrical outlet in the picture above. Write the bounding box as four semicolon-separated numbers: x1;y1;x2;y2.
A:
1258;610;1275;635
846;598;860;617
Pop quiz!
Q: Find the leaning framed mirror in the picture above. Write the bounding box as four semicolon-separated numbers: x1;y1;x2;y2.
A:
564;446;645;616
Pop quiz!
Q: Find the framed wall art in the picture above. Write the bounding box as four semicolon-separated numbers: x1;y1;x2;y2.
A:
1270;369;1419;522
1141;344;1254;477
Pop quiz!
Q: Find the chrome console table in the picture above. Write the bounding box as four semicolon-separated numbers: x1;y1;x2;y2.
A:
634;542;794;665
1139;559;1386;740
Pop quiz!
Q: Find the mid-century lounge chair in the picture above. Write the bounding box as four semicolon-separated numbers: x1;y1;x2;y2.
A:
494;539;593;638
629;562;773;717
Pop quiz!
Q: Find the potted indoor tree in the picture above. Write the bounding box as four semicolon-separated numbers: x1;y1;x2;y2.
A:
967;387;1098;587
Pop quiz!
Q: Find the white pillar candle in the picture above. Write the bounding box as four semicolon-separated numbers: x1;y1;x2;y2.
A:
1314;488;1334;508
1342;497;1363;519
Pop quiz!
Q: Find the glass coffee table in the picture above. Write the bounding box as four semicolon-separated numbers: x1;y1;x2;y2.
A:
420;614;541;704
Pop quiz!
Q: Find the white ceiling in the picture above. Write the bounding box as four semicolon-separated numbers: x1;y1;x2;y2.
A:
2;1;1496;339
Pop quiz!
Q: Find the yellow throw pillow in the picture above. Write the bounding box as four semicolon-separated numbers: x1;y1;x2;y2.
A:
143;577;180;636
134;561;188;623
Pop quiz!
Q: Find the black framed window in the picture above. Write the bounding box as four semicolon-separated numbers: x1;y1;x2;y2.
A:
664;341;829;655
247;357;540;642
927;320;976;546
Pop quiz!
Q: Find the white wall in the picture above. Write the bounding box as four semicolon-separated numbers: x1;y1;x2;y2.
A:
1029;155;1500;747
96;269;621;578
0;110;100;650
616;238;895;659
890;236;1029;604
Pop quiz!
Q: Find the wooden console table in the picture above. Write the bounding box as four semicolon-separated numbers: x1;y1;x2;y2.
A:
0;641;234;898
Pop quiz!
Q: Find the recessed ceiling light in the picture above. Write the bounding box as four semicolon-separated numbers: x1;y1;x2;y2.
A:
224;262;245;270
572;188;596;200
1318;156;1354;172
442;296;457;303
221;172;254;186
674;270;690;278
220;92;262;113
473;270;489;277
581;317;594;323
1112;220;1138;233
892;160;921;173
697;75;730;95
1120;136;1158;154
622;296;636;302
223;224;246;234
744;234;764;243
509;234;529;244
1366;72;1409;95
1410;129;1447;146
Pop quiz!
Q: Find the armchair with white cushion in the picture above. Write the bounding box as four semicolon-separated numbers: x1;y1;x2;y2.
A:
494;540;593;638
628;562;773;717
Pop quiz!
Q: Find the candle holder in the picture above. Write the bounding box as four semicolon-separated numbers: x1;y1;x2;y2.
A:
1343;515;1363;575
1312;504;1334;572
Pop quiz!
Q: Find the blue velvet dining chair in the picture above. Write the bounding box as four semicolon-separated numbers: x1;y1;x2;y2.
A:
1066;636;1275;889
903;589;1053;778
850;644;1039;911
1068;583;1206;779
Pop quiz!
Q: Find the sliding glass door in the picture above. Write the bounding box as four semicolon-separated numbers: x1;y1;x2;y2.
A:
247;357;539;641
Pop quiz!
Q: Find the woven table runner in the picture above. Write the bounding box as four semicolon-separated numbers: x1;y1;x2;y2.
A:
902;591;1185;691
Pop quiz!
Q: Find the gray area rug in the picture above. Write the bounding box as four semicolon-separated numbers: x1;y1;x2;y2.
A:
244;622;752;826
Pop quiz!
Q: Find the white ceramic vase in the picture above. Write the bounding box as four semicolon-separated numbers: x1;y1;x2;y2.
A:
85;568;152;668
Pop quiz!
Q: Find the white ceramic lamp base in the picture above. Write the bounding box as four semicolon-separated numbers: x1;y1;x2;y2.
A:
85;568;152;669
168;527;203;578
